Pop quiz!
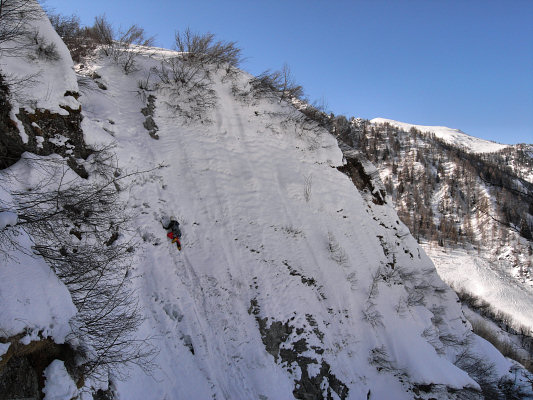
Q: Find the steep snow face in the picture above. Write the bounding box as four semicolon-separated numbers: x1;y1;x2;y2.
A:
72;52;526;399
370;118;508;154
0;1;79;142
0;229;76;343
0;155;76;343
424;246;533;329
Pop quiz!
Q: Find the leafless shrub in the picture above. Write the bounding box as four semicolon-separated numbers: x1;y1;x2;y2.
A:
454;347;502;398
248;63;303;102
154;45;218;122
73;14;154;74
430;305;445;326
297;98;329;128
156;54;207;87
327;231;348;266
0;69;39;99
90;14;114;50
137;68;155;93
369;345;394;372
112;24;155;74
158;84;217;124
155;28;242;92
346;271;357;289
406;287;426;307
0;0;42;56
470;318;532;372
283;107;324;144
368;267;382;300
174;28;242;71
29;29;60;61
47;12;91;62
438;332;468;349
422;327;445;354
248;70;283;99
48;12;80;39
395;296;408;317
395;265;418;282
432;284;448;298
362;302;383;328
1;155;158;382
304;174;312;202
281;225;304;238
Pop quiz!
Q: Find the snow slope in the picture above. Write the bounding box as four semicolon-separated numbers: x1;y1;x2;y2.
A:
0;155;76;344
0;1;79;144
370;118;508;154
1;5;530;395
72;51;528;398
424;245;533;330
0;2;79;351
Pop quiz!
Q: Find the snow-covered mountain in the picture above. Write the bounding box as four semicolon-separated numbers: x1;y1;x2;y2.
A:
1;3;532;399
334;117;533;331
369;118;509;154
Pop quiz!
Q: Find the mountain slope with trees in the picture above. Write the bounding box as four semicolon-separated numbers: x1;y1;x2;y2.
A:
329;116;533;329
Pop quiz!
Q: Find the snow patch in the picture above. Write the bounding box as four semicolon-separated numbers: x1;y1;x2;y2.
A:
0;211;18;230
42;360;78;400
0;1;79;120
0;342;10;360
0;226;76;342
424;246;533;330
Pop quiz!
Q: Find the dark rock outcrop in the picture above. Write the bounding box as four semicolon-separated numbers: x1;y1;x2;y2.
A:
0;334;78;400
337;147;387;206
250;299;349;400
141;94;159;139
0;74;91;177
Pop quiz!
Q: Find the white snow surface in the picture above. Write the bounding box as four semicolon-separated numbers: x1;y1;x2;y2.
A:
0;155;76;343
42;360;78;400
0;342;10;360
0;226;76;342
371;118;508;153
0;0;79;140
1;12;528;395
71;51;523;399
0;211;17;230
424;245;533;330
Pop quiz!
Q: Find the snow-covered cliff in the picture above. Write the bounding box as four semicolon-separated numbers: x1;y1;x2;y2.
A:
1;4;531;398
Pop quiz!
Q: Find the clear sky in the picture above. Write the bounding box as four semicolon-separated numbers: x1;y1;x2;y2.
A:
42;0;533;145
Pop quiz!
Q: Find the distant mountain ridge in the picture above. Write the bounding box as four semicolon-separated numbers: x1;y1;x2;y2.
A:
332;116;533;330
370;118;510;154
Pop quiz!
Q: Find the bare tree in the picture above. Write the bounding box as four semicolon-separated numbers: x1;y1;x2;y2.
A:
248;64;303;102
113;23;155;74
47;12;91;62
279;63;303;102
89;14;113;49
174;27;242;70
0;0;42;55
153;29;243;122
1;154;158;383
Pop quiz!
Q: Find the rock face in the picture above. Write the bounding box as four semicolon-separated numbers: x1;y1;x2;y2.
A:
0;75;23;170
250;300;349;400
337;147;387;206
0;336;77;400
141;94;159;139
0;73;90;176
0;356;39;400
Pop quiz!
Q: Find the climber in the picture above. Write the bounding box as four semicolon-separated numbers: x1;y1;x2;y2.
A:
163;217;182;250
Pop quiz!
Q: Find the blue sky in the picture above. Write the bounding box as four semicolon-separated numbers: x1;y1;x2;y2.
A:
43;0;533;144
